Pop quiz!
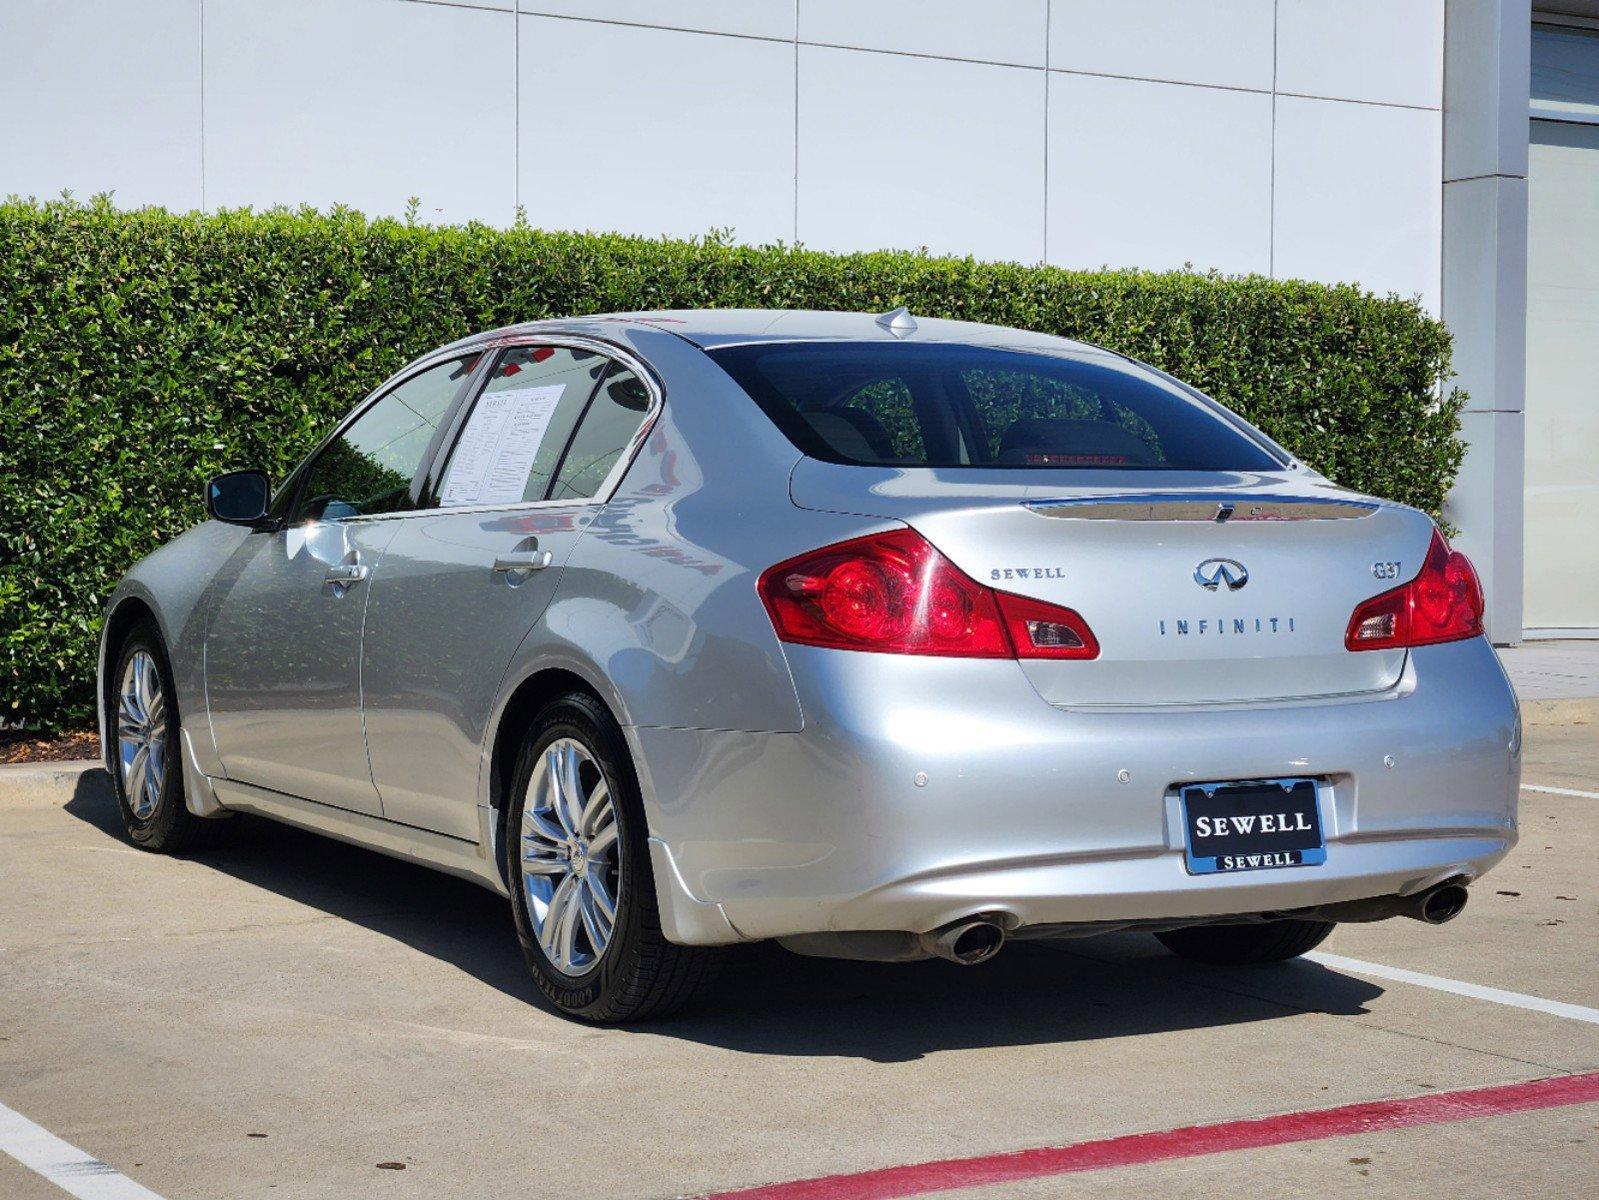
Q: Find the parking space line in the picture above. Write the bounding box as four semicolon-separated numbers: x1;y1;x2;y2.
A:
695;1072;1599;1200
1522;782;1599;800
0;1101;165;1200
1306;951;1599;1025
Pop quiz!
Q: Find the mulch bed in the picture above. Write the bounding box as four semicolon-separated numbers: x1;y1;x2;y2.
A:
0;731;102;765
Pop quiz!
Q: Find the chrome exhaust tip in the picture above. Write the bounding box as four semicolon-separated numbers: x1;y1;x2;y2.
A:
918;918;1006;965
1302;876;1473;926
1406;882;1469;924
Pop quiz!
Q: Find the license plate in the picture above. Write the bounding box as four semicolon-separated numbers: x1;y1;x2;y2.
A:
1181;778;1326;875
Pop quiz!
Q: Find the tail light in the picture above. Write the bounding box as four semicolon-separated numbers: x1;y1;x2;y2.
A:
758;528;1098;660
993;591;1099;659
1346;530;1484;651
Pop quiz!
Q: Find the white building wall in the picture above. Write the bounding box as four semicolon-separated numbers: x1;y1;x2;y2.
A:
12;1;1536;629
1442;0;1532;644
204;0;516;224
0;0;204;211
0;0;1447;310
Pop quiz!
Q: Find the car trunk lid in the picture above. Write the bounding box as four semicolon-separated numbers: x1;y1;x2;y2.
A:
790;461;1426;706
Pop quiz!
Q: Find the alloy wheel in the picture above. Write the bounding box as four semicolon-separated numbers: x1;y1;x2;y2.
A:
519;737;622;975
117;649;168;820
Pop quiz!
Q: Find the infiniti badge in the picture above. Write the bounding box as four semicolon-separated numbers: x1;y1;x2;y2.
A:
1194;558;1248;591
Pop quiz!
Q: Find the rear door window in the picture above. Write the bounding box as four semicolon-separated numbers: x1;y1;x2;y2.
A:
434;345;609;507
706;341;1281;472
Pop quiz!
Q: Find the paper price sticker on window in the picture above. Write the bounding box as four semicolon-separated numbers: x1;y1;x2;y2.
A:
440;383;566;507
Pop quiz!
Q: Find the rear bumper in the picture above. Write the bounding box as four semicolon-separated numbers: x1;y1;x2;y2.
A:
633;637;1520;943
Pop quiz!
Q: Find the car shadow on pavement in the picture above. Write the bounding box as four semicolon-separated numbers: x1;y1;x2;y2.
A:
65;768;540;1004
66;769;1384;1063
654;938;1384;1063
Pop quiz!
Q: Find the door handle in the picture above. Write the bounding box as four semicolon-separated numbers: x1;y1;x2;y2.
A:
324;551;370;597
325;562;371;584
492;550;554;574
493;536;554;585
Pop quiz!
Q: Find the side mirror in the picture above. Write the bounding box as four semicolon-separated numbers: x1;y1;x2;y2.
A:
206;470;271;525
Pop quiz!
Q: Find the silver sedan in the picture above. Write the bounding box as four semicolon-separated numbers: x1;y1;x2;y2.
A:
98;309;1520;1021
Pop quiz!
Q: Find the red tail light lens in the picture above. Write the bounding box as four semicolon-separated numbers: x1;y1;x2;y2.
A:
759;528;1098;660
994;592;1100;660
1346;530;1484;651
759;529;1009;657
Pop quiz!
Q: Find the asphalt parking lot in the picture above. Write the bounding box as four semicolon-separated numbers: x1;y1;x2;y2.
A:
2;710;1596;1199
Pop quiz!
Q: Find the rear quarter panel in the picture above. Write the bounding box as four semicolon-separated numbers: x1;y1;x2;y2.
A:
498;326;886;740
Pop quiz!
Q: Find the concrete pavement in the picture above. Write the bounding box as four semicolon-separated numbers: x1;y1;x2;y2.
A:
1498;638;1599;700
0;721;1595;1199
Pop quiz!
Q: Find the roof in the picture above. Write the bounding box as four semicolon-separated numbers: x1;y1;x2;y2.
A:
443;309;1108;359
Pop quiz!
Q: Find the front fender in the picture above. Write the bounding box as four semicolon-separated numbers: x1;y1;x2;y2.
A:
97;521;253;782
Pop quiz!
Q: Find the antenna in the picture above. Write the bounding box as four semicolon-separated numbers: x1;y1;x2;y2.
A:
875;306;917;338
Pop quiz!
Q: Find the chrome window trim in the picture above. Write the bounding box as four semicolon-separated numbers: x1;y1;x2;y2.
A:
330;495;600;525
416;333;665;518
283;332;664;529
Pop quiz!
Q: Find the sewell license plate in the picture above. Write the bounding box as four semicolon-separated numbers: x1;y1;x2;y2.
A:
1181;778;1326;875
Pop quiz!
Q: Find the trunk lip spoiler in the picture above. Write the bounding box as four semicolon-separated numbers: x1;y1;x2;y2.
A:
1025;493;1382;522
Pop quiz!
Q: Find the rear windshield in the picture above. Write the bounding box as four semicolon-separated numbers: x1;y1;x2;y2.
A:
705;341;1282;471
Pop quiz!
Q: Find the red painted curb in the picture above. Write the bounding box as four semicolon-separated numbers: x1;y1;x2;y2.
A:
698;1071;1599;1200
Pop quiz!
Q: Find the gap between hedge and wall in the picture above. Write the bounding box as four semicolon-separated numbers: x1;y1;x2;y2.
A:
0;199;1465;732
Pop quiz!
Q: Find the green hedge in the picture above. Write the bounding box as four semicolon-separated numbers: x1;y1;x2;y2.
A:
0;198;1464;732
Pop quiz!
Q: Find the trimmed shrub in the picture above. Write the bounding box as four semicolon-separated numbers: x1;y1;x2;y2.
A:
0;199;1464;731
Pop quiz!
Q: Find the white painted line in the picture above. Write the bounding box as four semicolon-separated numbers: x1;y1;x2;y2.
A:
1522;783;1599;800
0;1101;165;1200
1307;951;1599;1026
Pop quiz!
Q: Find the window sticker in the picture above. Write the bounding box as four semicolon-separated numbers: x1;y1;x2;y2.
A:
440;384;566;507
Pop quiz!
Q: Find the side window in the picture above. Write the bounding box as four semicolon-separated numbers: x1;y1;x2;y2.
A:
548;364;653;501
436;345;608;507
294;354;478;521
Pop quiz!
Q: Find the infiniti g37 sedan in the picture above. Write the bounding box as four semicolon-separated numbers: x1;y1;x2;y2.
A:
99;309;1520;1021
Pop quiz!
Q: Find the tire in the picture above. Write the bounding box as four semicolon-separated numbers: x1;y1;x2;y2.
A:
108;620;211;853
1155;918;1334;965
504;692;720;1022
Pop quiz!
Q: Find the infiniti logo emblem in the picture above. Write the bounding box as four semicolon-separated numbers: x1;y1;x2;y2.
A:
1194;558;1249;591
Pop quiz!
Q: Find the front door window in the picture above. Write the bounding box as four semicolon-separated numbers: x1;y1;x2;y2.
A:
295;354;478;521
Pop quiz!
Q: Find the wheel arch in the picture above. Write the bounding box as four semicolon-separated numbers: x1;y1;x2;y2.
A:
481;662;740;945
486;666;613;833
483;655;644;876
98;593;162;774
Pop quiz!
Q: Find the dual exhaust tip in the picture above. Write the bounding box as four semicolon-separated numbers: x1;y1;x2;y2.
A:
913;882;1469;967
